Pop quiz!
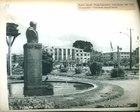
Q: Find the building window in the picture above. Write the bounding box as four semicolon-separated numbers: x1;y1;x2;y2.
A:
64;56;66;60
68;49;70;55
55;55;57;60
59;56;62;60
81;54;83;56
77;54;79;56
63;49;66;55
59;49;61;55
72;49;75;60
55;48;57;55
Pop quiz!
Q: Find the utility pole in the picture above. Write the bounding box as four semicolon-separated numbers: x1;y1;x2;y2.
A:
117;46;122;69
129;28;132;70
120;28;133;70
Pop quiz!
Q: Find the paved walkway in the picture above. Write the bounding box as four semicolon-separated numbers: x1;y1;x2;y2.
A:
77;79;139;108
46;75;139;108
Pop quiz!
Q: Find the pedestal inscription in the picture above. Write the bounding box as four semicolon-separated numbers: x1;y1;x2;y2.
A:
24;43;42;96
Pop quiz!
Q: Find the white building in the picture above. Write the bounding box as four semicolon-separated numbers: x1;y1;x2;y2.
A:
102;51;130;62
44;46;90;63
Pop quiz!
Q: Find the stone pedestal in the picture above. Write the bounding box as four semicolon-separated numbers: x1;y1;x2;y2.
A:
23;43;42;96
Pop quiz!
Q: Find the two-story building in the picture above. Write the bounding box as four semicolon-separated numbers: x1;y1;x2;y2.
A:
102;51;130;62
44;46;90;64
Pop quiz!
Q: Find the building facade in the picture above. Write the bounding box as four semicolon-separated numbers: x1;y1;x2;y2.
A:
133;47;139;64
102;51;130;62
44;46;90;64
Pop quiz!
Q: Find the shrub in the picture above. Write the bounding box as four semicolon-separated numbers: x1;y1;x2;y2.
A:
89;62;102;76
9;97;54;109
110;68;125;78
60;68;68;72
42;50;53;75
75;67;82;74
85;70;91;76
9;75;24;80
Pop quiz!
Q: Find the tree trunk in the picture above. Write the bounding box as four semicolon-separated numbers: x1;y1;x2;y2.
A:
7;36;12;76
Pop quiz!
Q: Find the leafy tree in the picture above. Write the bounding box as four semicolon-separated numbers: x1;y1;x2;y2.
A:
89;62;102;75
73;40;93;52
75;66;82;74
42;49;53;75
6;23;20;76
120;58;130;66
60;68;68;72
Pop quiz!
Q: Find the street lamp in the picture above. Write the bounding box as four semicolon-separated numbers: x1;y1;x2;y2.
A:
120;28;133;70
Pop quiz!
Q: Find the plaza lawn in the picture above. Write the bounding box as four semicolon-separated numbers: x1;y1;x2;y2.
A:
8;71;139;109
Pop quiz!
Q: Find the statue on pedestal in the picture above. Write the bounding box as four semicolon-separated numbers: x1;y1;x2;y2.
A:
26;21;38;43
24;21;53;96
24;21;42;96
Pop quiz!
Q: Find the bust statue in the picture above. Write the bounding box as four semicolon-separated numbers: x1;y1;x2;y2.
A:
26;21;38;43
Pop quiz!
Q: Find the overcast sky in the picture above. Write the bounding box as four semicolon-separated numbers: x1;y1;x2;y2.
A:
5;0;140;54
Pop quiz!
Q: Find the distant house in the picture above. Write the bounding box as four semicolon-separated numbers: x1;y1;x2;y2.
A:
133;47;139;63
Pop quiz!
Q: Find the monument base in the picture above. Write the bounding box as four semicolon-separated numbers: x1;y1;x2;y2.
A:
24;85;54;96
24;43;43;96
24;86;42;96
